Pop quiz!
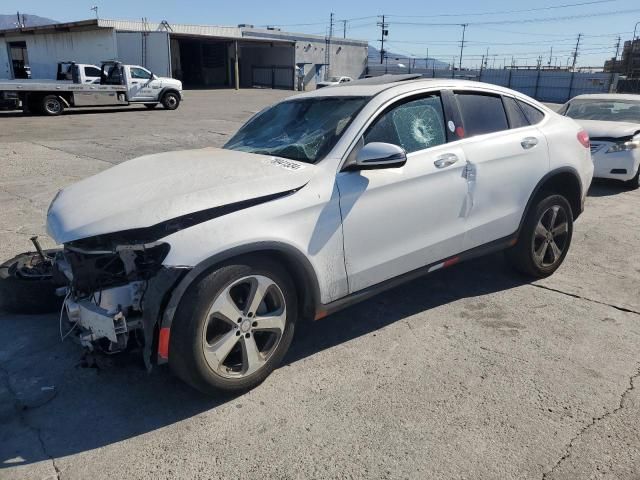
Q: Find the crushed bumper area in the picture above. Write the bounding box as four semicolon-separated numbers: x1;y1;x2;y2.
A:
58;239;189;368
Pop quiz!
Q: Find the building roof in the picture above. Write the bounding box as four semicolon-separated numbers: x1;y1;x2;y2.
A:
0;18;367;45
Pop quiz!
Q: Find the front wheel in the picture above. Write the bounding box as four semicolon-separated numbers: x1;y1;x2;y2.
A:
624;167;640;190
161;92;180;110
169;256;297;395
506;193;573;278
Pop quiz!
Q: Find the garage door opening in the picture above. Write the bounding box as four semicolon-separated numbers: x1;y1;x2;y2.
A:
170;36;295;90
8;41;29;79
171;38;229;88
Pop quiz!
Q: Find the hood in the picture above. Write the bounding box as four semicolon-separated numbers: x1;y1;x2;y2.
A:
574;119;640;139
158;77;182;88
47;147;315;244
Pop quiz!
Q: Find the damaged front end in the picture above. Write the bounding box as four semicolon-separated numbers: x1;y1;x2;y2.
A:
56;236;188;369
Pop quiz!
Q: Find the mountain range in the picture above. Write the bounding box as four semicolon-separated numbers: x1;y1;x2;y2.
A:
368;45;449;70
0;14;57;30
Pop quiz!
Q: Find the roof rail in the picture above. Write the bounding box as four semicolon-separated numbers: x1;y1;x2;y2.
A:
345;73;423;86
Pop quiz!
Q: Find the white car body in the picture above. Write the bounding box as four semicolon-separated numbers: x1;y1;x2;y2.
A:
45;79;592;371
316;76;353;89
560;94;640;183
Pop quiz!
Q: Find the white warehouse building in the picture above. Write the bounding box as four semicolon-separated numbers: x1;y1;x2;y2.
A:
0;18;368;90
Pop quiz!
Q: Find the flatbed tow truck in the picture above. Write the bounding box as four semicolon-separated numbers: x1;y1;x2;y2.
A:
0;61;183;115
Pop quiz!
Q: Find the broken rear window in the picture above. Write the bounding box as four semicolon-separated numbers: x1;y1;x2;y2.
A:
224;96;368;164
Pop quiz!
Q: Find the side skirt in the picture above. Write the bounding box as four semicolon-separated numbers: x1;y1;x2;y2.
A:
314;234;517;320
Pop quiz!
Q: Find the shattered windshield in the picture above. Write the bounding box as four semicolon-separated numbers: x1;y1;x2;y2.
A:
223;96;368;163
565;100;640;123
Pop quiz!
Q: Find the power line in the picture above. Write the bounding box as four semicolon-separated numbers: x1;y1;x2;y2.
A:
385;0;616;18
385;8;640;27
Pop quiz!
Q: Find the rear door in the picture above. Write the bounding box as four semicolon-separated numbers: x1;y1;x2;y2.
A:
337;92;469;292
449;90;549;249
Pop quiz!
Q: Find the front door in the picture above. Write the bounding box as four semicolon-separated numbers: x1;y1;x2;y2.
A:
337;93;469;293
127;66;156;101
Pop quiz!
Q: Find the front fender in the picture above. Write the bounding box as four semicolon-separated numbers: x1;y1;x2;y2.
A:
155;241;321;364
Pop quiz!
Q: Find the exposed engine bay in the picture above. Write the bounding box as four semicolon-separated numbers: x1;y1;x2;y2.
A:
51;236;188;368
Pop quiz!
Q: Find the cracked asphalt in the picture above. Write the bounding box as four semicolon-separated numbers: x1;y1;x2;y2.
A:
1;90;639;480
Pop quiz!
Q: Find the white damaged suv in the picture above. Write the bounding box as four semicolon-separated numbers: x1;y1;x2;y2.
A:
4;79;593;394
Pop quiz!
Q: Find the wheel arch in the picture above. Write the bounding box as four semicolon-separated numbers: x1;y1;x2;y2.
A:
159;87;181;100
518;167;583;236
159;241;321;337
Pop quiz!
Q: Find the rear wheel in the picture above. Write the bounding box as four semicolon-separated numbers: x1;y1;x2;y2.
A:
624;167;640;190
169;256;297;395
41;95;64;116
0;251;62;314
161;92;180;110
506;193;573;278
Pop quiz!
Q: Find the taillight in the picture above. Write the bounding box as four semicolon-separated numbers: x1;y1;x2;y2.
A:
577;130;590;149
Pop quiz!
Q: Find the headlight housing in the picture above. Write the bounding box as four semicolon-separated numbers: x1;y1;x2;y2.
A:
606;138;640;153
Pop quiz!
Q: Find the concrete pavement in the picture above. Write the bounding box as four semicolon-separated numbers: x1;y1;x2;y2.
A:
0;90;639;480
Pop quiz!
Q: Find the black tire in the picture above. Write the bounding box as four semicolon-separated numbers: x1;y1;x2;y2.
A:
624;167;640;190
0;251;63;314
505;193;574;278
161;92;180;110
41;95;64;116
144;103;157;109
169;255;297;395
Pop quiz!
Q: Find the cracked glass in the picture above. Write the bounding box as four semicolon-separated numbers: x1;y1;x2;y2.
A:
364;95;446;153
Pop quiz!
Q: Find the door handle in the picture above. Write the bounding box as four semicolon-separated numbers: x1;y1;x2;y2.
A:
521;137;539;149
434;153;459;169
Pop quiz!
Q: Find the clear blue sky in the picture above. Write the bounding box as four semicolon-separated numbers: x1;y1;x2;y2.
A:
6;0;640;68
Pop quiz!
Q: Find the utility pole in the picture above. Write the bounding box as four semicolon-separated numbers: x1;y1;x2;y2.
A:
377;15;388;64
426;47;429;71
325;12;334;79
342;19;347;38
90;6;99;19
458;23;468;71
571;33;582;71
548;46;553;68
613;36;621;72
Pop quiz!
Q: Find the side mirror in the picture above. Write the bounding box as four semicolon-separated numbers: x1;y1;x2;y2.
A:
350;142;407;170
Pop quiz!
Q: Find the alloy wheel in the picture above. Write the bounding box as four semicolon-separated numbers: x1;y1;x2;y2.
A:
531;205;569;268
201;275;286;378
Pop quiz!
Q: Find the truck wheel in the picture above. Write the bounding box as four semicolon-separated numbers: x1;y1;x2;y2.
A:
41;95;64;116
505;193;573;278
144;103;157;109
169;256;297;395
161;92;180;110
0;251;63;314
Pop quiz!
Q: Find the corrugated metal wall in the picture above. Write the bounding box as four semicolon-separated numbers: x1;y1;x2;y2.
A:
366;64;617;102
116;32;171;77
0;29;118;79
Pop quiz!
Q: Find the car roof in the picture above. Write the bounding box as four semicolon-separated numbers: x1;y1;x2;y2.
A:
293;78;547;109
569;93;640;102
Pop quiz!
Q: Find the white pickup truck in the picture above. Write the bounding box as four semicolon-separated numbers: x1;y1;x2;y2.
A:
0;61;183;115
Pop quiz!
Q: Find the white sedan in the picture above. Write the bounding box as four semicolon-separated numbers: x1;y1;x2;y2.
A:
316;75;353;89
560;94;640;189
3;79;593;395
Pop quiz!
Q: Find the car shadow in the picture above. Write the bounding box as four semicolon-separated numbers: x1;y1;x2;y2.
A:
0;252;528;469
588;179;630;197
